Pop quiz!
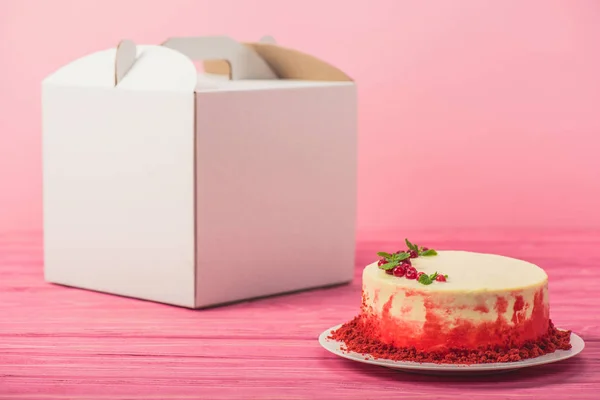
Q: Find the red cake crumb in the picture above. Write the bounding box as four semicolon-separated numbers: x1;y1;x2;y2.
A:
329;316;572;365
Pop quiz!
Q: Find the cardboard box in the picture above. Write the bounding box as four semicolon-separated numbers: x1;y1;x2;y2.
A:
41;35;357;308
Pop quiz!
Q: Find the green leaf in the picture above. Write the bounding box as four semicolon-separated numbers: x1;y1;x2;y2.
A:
391;252;410;261
405;239;417;251
377;252;393;259
418;274;433;285
429;272;439;281
421;249;438;256
380;260;399;270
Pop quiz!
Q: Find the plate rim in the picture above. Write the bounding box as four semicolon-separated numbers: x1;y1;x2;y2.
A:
319;323;585;371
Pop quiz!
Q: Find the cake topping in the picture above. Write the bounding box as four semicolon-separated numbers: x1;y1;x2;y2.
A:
376;238;447;284
418;272;448;285
405;269;418;280
392;265;407;277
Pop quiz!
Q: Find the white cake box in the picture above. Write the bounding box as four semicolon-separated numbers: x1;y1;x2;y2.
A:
41;36;357;308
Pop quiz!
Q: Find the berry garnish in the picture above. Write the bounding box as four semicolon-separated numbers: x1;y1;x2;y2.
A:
418;272;448;285
406;239;438;257
375;250;411;272
392;265;406;277
377;239;447;284
405;269;418;280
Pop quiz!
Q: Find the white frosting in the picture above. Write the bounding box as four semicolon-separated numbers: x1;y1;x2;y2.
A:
364;251;548;292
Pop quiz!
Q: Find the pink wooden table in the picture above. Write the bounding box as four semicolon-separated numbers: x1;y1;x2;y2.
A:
1;229;599;399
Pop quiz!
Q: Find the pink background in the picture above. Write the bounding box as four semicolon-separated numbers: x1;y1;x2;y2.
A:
1;0;600;237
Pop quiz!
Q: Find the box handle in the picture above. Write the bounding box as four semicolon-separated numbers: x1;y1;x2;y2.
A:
161;36;277;80
114;39;137;86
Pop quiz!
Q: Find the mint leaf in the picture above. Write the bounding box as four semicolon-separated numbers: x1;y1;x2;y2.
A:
418;274;433;285
421;249;438;256
380;260;399;270
405;239;417;251
391;252;410;262
377;252;393;259
429;272;439;281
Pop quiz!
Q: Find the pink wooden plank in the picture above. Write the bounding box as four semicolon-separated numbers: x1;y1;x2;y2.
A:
0;230;598;399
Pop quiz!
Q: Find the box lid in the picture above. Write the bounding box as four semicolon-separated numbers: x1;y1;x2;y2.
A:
201;36;353;82
44;35;353;93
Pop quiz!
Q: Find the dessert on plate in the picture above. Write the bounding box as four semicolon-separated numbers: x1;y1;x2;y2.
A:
330;239;572;364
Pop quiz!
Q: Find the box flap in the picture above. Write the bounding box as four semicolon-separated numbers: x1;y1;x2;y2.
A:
162;36;277;80
44;42;197;92
203;37;353;82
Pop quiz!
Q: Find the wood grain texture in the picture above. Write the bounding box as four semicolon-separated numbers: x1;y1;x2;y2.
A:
1;230;599;399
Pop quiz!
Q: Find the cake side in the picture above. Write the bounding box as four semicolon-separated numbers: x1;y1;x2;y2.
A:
361;251;550;350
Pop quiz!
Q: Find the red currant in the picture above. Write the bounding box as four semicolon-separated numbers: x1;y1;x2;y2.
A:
393;265;406;277
405;269;417;280
408;250;418;258
377;258;387;266
385;268;394;275
436;275;447;282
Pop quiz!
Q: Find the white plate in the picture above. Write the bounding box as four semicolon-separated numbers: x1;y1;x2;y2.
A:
319;324;585;375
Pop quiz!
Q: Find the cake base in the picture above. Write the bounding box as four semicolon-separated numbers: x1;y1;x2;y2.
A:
329;317;572;365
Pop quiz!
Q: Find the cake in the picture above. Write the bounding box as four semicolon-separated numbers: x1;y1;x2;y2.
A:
330;239;572;364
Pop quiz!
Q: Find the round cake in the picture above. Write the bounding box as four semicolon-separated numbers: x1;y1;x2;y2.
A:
330;239;572;364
